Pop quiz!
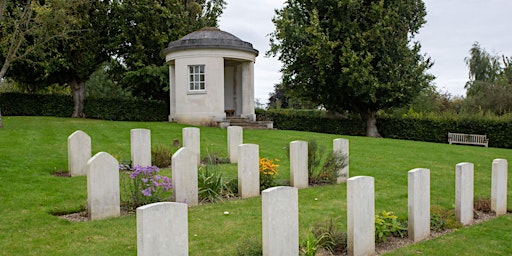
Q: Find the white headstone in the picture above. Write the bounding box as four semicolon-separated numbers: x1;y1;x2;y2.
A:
492;159;508;216
68;130;91;176
87;152;120;220
333;138;349;183
137;202;188;256
182;127;200;164
172;147;198;206
347;176;375;256
131;129;151;167
455;162;474;225
408;168;430;242
290;140;308;188
262;186;299;256
238;144;260;198
227;126;243;163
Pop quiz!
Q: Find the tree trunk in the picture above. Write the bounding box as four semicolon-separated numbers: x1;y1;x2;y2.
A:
71;78;86;118
0;108;4;128
362;108;381;138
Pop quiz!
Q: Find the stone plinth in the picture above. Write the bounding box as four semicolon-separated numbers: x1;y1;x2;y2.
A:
172;147;198;206
87;152;120;220
347;176;375;256
262;186;299;256
137;202;188;256
227;126;243;163
408;168;430;242
131;129;151;167
68;130;91;176
182;127;200;164
333;138;349;183
238;144;259;198
492;159;508;216
455;162;474;225
290;140;308;189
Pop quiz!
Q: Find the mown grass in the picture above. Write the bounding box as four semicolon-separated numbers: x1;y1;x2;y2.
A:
0;116;511;255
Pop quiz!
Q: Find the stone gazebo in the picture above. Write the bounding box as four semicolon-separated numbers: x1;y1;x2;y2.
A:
163;27;269;128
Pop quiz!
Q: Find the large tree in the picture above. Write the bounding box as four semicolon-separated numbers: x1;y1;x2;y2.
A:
464;42;512;115
268;0;433;137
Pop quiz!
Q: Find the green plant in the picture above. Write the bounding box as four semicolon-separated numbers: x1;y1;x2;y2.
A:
198;161;234;203
430;205;463;231
151;144;173;168
307;139;348;185
259;157;279;190
119;165;172;211
300;230;320;256
310;218;347;254
375;211;408;243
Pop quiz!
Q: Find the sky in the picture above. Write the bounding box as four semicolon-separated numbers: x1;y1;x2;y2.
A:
219;0;512;103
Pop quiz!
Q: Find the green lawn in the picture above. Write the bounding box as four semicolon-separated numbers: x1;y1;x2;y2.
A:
0;116;511;255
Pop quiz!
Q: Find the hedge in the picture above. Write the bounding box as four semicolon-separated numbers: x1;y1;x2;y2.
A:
257;109;512;149
0;92;168;122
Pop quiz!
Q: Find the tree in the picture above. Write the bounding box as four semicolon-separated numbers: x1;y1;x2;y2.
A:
268;0;433;137
464;42;512;115
0;0;76;80
109;0;225;101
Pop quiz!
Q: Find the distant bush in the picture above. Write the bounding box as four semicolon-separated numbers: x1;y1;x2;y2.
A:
257;109;512;148
0;92;168;121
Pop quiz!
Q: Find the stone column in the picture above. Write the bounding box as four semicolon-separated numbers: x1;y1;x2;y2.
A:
172;147;198;206
131;128;151;167
68;130;91;176
182;127;200;164
137;202;188;256
408;168;430;242
240;62;256;121
347;176;375;256
87;152;120;220
492;159;508;216
228;126;243;163
333;138;349;183
455;162;474;225
169;64;177;122
238;144;259;198
262;186;299;256
290;140;308;188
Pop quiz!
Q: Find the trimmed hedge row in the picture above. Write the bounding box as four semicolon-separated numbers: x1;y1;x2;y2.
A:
257;109;512;149
0;92;168;122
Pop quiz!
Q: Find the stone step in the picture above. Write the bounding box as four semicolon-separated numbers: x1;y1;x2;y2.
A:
223;118;273;129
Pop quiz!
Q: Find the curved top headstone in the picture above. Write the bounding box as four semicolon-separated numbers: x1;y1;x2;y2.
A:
163;27;258;56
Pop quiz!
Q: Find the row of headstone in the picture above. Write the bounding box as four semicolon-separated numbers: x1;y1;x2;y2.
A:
347;159;508;255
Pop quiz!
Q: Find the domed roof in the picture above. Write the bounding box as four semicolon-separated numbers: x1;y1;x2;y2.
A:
163;27;258;56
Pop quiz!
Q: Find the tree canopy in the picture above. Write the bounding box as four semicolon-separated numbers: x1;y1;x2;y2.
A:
268;0;433;137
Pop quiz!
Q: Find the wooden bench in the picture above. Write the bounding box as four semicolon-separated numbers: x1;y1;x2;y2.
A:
448;132;489;147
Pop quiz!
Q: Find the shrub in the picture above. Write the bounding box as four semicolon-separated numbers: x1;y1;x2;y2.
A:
259;157;279;190
119;165;172;211
374;211;408;243
474;197;492;212
310;218;347;254
198;160;235;203
307;140;348;185
430;205;463;231
151;145;174;168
